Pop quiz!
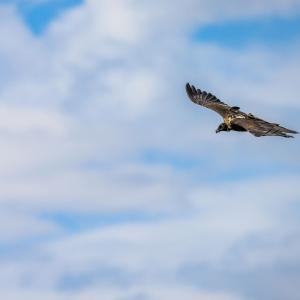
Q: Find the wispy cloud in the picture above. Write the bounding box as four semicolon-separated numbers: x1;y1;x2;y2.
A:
0;0;299;299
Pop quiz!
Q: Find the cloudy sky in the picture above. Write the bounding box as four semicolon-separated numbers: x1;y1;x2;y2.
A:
0;0;300;299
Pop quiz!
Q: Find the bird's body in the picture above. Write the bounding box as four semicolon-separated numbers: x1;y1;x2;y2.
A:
186;83;298;138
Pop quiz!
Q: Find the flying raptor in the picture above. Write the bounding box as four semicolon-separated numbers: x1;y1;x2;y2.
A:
186;83;298;138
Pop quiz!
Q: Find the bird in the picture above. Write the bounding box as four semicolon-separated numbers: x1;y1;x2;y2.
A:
186;83;298;138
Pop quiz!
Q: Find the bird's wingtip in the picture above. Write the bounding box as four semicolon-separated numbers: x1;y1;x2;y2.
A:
288;129;298;134
185;82;192;95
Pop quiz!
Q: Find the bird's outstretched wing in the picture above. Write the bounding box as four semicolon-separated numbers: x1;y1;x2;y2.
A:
186;83;232;118
232;117;298;138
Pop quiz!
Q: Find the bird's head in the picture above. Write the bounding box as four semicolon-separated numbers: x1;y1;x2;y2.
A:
216;123;228;133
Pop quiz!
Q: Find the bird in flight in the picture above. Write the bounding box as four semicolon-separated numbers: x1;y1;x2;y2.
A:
186;83;298;138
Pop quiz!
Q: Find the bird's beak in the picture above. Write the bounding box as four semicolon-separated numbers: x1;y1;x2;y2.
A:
216;129;220;133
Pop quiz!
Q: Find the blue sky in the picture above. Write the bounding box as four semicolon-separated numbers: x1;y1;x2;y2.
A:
194;15;300;48
0;1;300;300
16;0;84;34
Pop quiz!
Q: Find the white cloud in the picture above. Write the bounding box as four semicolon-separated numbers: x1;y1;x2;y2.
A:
0;1;299;299
39;175;299;273
0;208;60;242
0;106;68;134
1;173;299;298
0;0;299;220
0;287;245;300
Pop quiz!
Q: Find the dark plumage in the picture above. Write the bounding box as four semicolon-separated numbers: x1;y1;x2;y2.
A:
186;83;298;138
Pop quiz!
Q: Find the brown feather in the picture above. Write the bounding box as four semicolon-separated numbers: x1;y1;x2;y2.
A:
186;83;232;118
232;117;298;138
186;83;298;138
